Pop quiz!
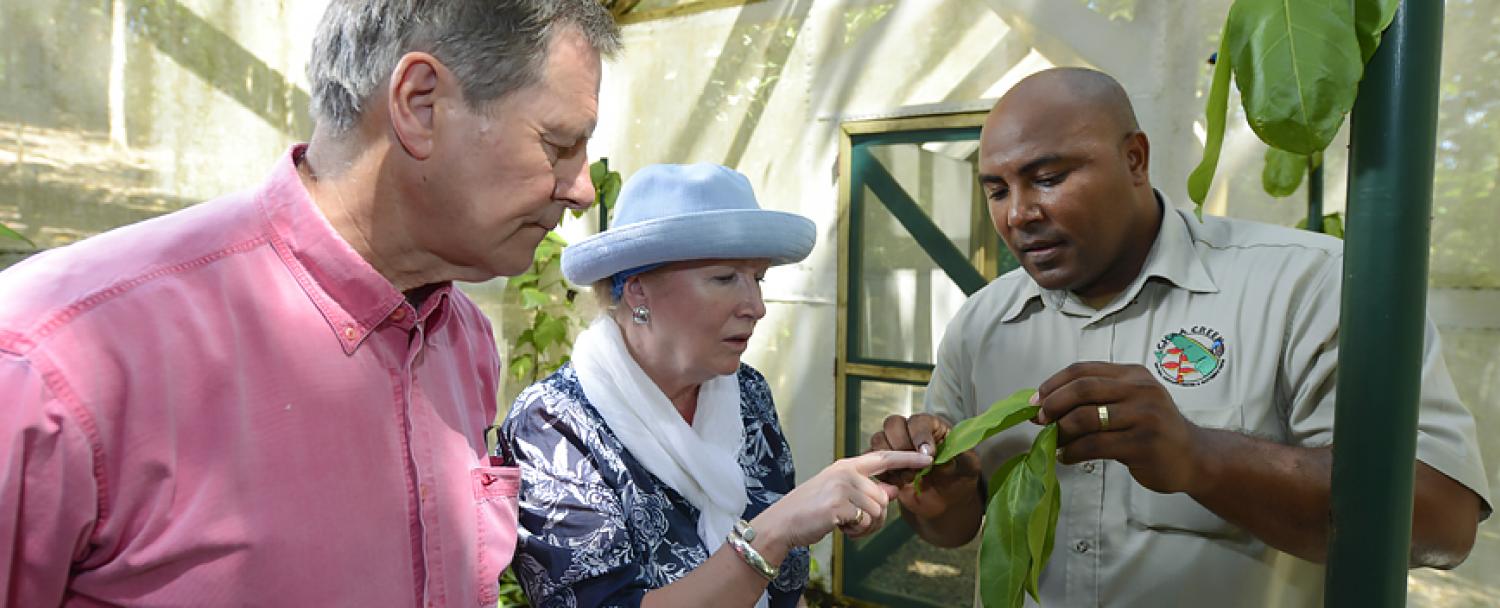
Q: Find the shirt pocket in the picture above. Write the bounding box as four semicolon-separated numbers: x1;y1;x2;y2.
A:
1125;406;1247;540
473;463;520;606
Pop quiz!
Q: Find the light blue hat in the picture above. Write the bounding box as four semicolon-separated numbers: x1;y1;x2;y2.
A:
561;163;816;286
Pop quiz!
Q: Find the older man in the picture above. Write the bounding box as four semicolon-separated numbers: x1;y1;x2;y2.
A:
0;1;618;605
872;68;1490;606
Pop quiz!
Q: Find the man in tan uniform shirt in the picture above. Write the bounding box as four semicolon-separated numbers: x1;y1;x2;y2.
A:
871;68;1491;607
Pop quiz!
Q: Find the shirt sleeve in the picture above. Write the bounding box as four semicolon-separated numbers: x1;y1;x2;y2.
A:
0;353;100;606
925;299;977;424
501;389;646;607
1282;260;1492;517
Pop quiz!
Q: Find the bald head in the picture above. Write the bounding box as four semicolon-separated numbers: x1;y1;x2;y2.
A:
994;67;1139;136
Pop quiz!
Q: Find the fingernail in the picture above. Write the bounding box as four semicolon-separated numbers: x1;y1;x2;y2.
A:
1029;392;1039;405
919;443;933;456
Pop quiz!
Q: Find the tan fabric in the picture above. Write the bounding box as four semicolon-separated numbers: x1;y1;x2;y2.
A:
928;195;1492;608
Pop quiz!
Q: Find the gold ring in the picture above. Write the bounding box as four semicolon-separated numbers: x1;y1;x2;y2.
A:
854;509;868;526
1097;405;1111;431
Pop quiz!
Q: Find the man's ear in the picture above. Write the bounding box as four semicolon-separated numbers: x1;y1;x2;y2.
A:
387;52;449;160
1123;130;1151;185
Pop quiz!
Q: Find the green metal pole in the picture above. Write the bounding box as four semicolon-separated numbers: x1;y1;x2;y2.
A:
1325;1;1444;606
1307;158;1324;233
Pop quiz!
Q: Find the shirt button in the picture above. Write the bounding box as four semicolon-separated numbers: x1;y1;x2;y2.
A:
1082;461;1097;474
342;325;357;340
391;307;407;322
1074;540;1091;554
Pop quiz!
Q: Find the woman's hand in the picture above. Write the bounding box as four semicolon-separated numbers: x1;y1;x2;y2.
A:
751;450;932;549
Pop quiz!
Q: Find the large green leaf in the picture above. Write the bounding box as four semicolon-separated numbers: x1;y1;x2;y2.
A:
1354;0;1400;63
979;428;1057;608
979;453;1033;608
1023;425;1060;601
913;389;1038;489
1226;0;1362;154
1187;24;1234;213
1262;146;1308;198
0;223;33;248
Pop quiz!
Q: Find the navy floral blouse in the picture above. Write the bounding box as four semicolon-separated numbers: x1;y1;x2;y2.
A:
501;363;810;607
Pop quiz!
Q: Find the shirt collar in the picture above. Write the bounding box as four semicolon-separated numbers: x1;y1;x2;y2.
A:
1000;190;1217;323
257;145;425;354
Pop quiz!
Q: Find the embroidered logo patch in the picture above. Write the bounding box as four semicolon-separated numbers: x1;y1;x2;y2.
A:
1153;326;1226;387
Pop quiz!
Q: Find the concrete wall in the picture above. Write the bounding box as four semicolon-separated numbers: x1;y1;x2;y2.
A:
2;0;1496;604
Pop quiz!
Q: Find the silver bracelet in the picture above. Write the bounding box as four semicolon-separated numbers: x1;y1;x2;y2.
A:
726;529;778;581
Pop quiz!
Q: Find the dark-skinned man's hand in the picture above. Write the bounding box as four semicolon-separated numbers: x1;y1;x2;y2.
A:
1036;361;1209;495
869;413;981;519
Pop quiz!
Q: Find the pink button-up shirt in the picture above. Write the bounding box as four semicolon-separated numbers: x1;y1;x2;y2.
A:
0;146;519;607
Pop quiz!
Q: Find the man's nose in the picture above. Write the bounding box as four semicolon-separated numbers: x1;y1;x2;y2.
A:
1006;190;1043;228
555;152;595;211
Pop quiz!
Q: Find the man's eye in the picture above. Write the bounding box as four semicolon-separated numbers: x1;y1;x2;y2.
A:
987;188;1009;201
1036;172;1068;187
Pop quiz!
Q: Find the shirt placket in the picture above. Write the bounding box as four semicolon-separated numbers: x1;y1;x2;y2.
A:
398;314;445;608
1066;317;1111;607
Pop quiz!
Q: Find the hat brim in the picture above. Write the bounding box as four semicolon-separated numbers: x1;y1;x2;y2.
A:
561;209;815;285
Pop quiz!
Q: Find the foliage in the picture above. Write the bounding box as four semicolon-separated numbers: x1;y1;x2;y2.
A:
503;159;622;387
981;425;1059;608
496;568;528;607
0;222;33;248
1295;211;1346;239
1189;0;1401;210
913;389;1038;491
1262;149;1321;199
911;389;1059;607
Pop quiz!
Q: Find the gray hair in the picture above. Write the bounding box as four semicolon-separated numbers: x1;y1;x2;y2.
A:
307;0;621;135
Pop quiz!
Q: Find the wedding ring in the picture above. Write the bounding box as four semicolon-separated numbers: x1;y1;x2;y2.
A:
1097;405;1111;431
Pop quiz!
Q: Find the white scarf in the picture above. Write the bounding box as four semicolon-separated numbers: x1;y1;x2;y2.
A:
573;317;769;604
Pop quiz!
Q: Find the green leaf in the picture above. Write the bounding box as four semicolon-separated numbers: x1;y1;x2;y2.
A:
1325;212;1344;239
0;222;34;248
600;172;623;210
533;314;567;351
1226;0;1362;154
533;239;562;265
1023;425;1059;601
979;453;1029;608
590;159;607;190
979;438;1052;608
508;354;535;383
1262;147;1308;198
520;287;551;309
1188;23;1234;212
1354;0;1400;63
509;269;540;291
913;389;1038;490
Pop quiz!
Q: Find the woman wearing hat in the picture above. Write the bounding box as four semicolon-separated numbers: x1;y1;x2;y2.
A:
501;164;931;607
